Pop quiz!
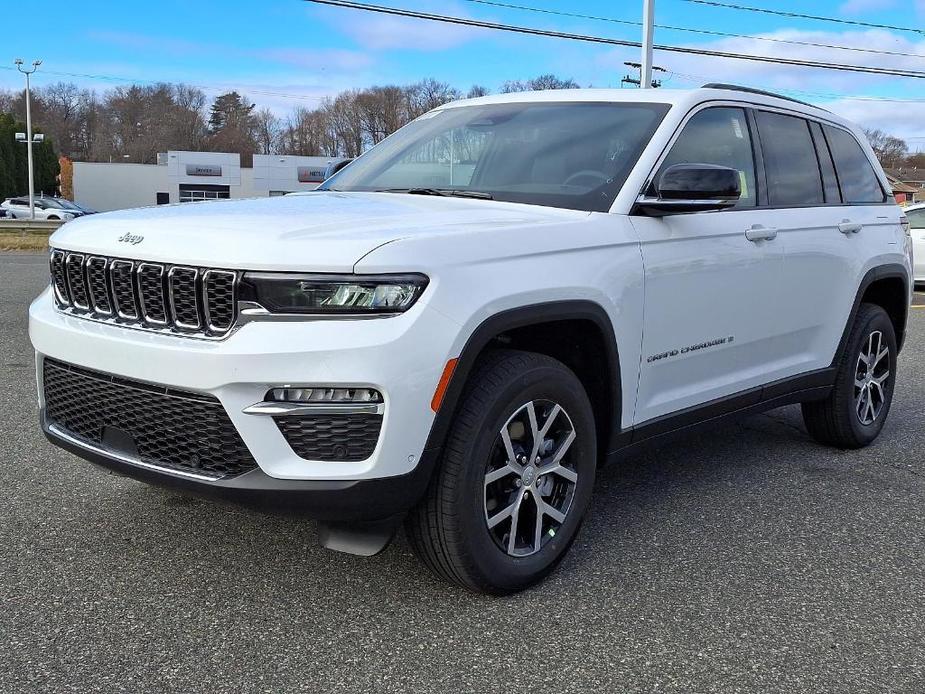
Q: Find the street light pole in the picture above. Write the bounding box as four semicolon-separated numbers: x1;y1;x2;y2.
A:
641;0;655;89
15;58;42;220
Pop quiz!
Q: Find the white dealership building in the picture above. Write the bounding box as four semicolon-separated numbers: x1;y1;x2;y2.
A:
73;151;343;212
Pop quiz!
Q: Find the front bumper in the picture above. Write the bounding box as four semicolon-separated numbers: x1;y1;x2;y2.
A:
30;286;459;492
42;416;436;520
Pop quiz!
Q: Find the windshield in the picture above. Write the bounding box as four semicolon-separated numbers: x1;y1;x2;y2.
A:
42;198;75;209
319;101;669;212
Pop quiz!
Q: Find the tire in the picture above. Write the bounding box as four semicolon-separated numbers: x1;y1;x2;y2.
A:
405;349;597;594
802;303;897;449
47;215;59;220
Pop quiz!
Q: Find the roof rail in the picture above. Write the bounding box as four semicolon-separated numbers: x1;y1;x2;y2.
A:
701;83;824;110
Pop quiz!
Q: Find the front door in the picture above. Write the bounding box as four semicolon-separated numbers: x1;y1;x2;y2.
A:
630;105;785;425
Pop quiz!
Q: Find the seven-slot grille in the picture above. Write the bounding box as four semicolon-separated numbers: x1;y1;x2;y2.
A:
49;249;237;337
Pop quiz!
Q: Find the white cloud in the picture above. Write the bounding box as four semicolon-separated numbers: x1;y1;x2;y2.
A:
823;99;925;149
310;0;492;51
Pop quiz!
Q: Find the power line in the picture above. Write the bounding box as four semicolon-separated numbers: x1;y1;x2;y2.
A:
5;60;925;107
467;0;925;60
304;0;925;79
668;69;925;103
6;59;925;108
0;65;330;102
681;0;925;35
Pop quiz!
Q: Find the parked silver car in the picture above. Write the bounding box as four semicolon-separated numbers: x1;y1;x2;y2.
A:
1;197;80;221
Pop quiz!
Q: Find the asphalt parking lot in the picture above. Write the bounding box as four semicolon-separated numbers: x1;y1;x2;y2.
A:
2;253;924;693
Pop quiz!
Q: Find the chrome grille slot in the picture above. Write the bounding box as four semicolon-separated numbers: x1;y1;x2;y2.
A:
65;253;90;310
86;257;113;315
203;270;236;333
137;263;167;325
111;260;138;319
50;250;70;306
49;249;239;339
168;267;200;330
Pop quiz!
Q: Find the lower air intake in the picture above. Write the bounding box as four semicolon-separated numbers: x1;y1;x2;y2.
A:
42;358;257;479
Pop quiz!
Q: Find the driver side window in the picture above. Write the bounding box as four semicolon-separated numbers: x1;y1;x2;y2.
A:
657;107;757;208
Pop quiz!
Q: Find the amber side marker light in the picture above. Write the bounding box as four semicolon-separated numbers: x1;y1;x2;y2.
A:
431;358;458;412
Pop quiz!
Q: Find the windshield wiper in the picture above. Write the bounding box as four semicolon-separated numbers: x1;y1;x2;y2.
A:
380;187;493;200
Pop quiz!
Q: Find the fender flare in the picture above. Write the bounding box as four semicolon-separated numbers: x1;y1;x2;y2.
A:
413;300;623;494
833;263;910;364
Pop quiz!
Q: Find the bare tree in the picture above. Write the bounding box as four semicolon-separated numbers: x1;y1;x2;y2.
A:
280;106;337;157
325;91;365;157
406;79;461;119
466;85;490;99
169;84;208;151
356;86;410;145
501;74;580;93
254;107;281;155
863;128;908;169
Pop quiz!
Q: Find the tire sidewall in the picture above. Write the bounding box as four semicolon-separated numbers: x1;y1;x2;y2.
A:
449;361;597;592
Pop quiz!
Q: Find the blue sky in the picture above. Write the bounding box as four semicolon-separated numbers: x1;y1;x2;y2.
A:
3;0;925;146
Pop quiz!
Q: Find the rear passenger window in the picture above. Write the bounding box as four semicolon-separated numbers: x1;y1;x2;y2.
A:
658;107;756;208
756;111;823;206
809;121;840;203
823;126;887;204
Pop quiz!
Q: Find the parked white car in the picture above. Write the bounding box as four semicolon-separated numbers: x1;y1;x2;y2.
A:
30;85;913;593
902;202;925;285
2;197;78;221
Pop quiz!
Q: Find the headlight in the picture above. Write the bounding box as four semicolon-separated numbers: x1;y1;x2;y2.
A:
239;272;429;315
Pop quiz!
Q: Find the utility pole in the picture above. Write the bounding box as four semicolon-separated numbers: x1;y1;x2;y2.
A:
15;58;42;220
622;62;666;89
641;0;655;89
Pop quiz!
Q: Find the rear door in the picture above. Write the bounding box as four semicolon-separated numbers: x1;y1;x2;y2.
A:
631;105;785;424
759;112;894;375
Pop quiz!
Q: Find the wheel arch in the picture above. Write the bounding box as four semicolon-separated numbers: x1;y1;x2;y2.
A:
835;264;910;363
423;300;623;468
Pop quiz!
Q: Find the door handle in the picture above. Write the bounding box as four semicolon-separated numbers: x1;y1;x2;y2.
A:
838;220;863;234
745;225;778;242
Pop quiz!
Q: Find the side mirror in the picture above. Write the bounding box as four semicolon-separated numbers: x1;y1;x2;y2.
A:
325;158;353;180
636;163;741;216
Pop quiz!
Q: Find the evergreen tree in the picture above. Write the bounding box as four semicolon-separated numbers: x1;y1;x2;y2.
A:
207;91;258;164
0;113;59;200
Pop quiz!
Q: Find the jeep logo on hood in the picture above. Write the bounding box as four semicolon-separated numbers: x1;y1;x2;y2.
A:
118;233;144;245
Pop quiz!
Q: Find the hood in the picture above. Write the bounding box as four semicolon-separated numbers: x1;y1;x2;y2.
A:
49;192;588;272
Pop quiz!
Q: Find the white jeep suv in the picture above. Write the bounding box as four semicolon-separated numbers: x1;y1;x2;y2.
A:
30;85;913;593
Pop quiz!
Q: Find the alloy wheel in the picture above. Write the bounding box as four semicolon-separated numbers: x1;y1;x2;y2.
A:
854;330;890;426
483;400;579;557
